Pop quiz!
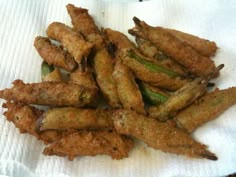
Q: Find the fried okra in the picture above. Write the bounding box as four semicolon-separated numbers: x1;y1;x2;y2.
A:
129;17;216;76
0;80;97;106
46;22;93;64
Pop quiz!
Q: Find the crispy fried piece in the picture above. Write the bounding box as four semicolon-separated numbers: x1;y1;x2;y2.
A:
66;6;120;107
129;17;216;76
135;37;187;76
66;4;104;49
112;109;217;160
103;28;137;50
119;49;188;91
164;28;217;57
34;36;76;71
104;28;188;91
46;22;93;64
2;102;70;144
113;60;145;114
38;107;113;131
43;130;134;160
175;87;236;133
148;64;223;121
93;48;121;107
41;62;64;82
0;80;97;106
69;67;98;90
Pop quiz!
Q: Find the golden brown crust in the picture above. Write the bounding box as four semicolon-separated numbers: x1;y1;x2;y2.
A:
129;18;216;76
93;48;121;107
103;28;137;50
0;80;97;106
34;36;76;71
43;130;134;160
175;87;236;133
148;77;208;121
69;68;98;90
135;37;187;76
113;60;145;114
66;7;120;107
119;49;187;91
66;5;100;37
42;68;64;82
66;4;104;49
112;109;217;160
2;102;70;144
165;28;217;57
46;22;93;64
39;107;113;131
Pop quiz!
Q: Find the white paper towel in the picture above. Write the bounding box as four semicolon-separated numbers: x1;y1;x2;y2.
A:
0;0;236;177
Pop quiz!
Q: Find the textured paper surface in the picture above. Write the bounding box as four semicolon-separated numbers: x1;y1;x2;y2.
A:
0;0;236;177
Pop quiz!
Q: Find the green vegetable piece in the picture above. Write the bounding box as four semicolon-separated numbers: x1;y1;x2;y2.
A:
139;82;169;105
127;49;179;77
41;61;54;78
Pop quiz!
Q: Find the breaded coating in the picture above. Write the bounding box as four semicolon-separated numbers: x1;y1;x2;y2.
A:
148;64;223;121
103;29;188;90
66;4;104;48
112;109;217;160
113;60;145;114
43;130;134;160
93;48;121;107
135;37;187;76
39;107;113;131
2;102;68;144
46;22;93;64
66;5;120;107
69;67;98;90
103;28;137;50
119;49;187;91
129;17;216;76
0;80;97;106
34;36;76;71
175;87;236;133
165;28;217;57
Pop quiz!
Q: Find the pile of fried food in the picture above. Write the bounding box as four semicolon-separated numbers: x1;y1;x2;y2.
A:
1;4;236;161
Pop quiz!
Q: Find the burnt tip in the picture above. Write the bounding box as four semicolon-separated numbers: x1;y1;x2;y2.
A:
202;151;218;161
217;64;224;71
133;16;141;26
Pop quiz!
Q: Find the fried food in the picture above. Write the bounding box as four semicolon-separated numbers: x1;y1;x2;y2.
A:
2;102;68;144
129;17;216;76
46;22;93;64
138;81;169;105
93;47;121;107
112;109;217;160
41;62;63;82
67;6;120;107
119;49;188;91
135;37;187;76
66;4;103;48
164;28;217;57
38;107;113;131
43;129;134;160
34;36;76;71
113;60;145;114
103;28;137;50
0;80;97;106
175;87;236;133
69;67;98;90
148;64;223;121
